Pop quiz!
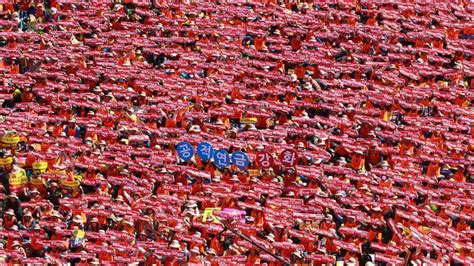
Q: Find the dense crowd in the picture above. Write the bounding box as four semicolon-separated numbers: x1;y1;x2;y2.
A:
0;0;473;265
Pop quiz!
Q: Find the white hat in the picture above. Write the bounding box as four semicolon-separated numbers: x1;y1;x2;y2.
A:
73;215;83;223
12;240;21;248
207;248;216;255
185;201;197;208
190;246;200;254
292;250;303;258
170;240;180;249
265;233;275;242
189;125;201;133
372;206;382;211
290;74;298;82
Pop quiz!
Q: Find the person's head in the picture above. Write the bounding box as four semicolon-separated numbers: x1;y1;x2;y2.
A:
50;182;58;191
50;211;61;221
138;230;148;241
291;250;303;262
72;215;83;225
170;240;181;250
7;193;18;202
207;248;216;257
0;153;13;172
4;209;15;218
30;188;40;198
275;224;285;232
68;119;76;127
245;216;254;224
23;211;33;221
325;214;333;222
11;241;21;250
190;246;201;257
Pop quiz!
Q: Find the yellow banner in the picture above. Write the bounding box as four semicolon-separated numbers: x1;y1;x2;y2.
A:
202;208;221;223
248;169;260;177
60;175;82;188
240;117;257;124
10;172;28;186
32;162;48;170
30;178;45;186
60;179;81;188
0;157;13;165
2;135;20;144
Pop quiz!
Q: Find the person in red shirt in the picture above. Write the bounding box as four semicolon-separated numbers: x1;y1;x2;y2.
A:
350;150;365;171
320;214;336;231
3;209;17;230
